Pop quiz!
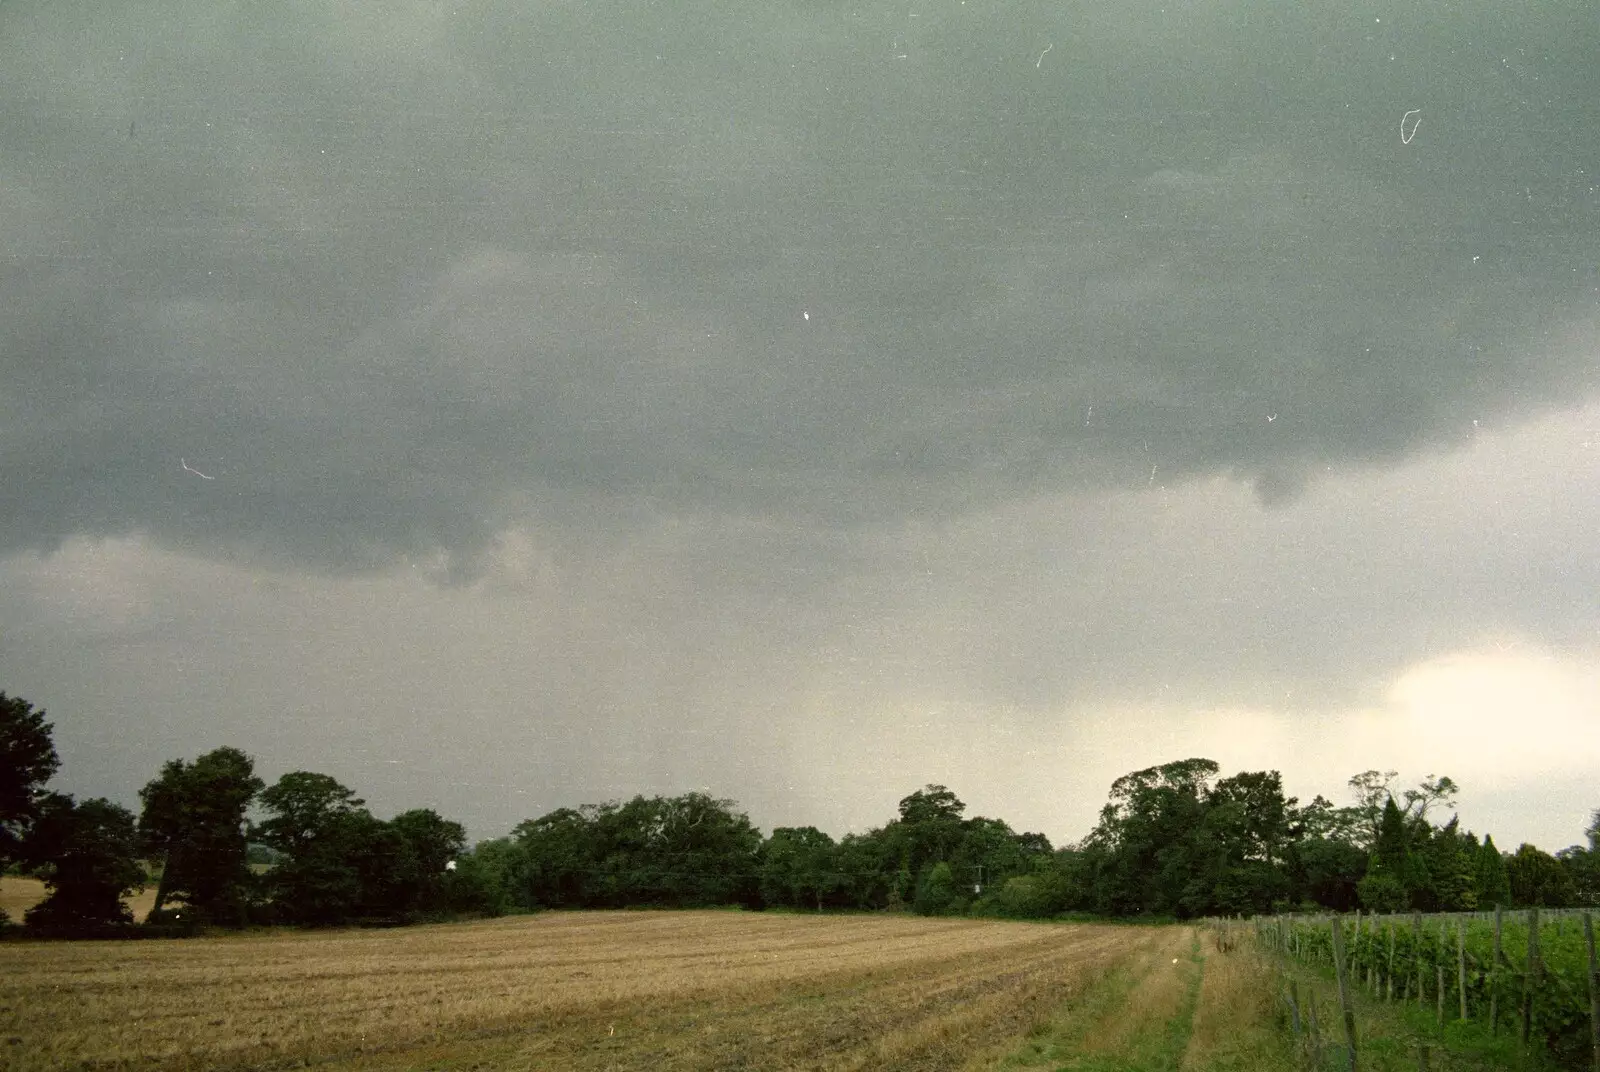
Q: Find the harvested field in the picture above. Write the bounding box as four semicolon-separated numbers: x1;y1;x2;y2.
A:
0;910;1159;1071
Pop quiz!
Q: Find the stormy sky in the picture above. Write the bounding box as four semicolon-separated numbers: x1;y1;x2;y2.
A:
3;0;1597;850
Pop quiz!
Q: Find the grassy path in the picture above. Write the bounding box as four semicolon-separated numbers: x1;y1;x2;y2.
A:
994;926;1202;1072
993;926;1297;1072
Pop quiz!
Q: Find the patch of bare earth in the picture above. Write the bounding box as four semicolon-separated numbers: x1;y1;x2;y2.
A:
0;911;1154;1072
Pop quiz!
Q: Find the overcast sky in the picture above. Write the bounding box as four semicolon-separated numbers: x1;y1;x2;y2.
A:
3;0;1597;851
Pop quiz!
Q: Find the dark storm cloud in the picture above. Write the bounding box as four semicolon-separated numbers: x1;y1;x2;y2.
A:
2;0;1597;574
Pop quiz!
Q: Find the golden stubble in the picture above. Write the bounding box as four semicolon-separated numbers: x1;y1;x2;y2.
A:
0;911;1152;1072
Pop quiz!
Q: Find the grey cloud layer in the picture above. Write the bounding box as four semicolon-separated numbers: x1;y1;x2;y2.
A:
3;0;1597;572
7;396;1598;847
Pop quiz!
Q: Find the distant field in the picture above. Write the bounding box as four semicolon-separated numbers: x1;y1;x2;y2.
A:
0;910;1294;1072
0;875;158;923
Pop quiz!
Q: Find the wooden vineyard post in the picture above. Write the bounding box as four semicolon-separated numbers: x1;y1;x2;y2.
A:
1359;911;1370;992
1522;906;1542;1048
1362;911;1374;994
1582;912;1598;1072
1458;917;1468;1022
1365;914;1373;996
1388;919;1396;1002
1332;917;1359;1072
1491;905;1503;1035
1308;991;1324;1072
1436;921;1447;1026
1414;913;1425;1008
1286;977;1311;1072
1374;915;1383;996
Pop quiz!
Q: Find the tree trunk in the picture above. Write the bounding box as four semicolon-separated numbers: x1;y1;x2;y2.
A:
149;854;172;917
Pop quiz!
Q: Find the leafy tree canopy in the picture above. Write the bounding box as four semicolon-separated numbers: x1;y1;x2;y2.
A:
897;785;966;827
254;771;365;855
1474;834;1512;909
1506;842;1577;907
138;746;263;925
20;794;144;931
0;692;61;873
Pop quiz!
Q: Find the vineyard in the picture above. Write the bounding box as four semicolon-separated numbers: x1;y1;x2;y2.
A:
1256;908;1600;1070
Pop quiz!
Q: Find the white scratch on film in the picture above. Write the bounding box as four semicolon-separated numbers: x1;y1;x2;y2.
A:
1400;109;1421;145
180;458;214;480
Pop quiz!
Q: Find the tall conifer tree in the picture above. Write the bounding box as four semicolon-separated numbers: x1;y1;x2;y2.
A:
1474;834;1512;908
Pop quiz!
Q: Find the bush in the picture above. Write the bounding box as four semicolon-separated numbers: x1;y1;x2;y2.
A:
979;875;1053;918
1357;871;1407;912
913;862;967;916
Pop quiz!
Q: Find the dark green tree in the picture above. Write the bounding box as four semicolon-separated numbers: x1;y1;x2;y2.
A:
256;772;425;924
894;785;967;880
1084;759;1218;916
833;829;896;909
760;826;839;910
138;746;263;925
1357;869;1409;912
0;692;61;911
1505;843;1576;907
510;807;598;907
913;860;963;915
1208;771;1296;868
254;772;364;855
1556;845;1599;907
1473;834;1512;908
390;808;467;914
1421;818;1476;911
19;794;144;930
1296;794;1363;844
1293;836;1367;911
1016;831;1054;856
253;770;368;922
1046;845;1094;914
444;839;514;916
339;812;420;919
979;848;1079;918
1196;770;1297;915
1382;797;1427;887
511;792;761;909
950;816;1043;898
1358;797;1416;911
1346;770;1400;849
640;791;762;907
1356;793;1433;908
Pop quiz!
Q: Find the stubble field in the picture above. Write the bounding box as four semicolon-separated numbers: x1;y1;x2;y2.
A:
0;911;1287;1072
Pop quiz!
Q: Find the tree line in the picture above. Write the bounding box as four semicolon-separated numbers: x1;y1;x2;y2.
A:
3;692;1597;935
